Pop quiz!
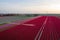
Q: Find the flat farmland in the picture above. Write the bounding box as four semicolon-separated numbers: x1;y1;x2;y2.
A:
0;16;33;25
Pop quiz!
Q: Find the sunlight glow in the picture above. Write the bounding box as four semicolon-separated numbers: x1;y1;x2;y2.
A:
49;4;60;10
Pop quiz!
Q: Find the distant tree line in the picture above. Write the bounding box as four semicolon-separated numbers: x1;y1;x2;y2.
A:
0;14;19;16
0;14;39;17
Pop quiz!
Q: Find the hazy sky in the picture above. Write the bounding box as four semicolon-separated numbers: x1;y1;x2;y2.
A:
0;0;60;14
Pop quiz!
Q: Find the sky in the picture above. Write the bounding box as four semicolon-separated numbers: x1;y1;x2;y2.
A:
0;0;60;14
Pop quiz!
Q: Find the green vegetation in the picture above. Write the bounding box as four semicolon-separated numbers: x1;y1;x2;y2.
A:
0;23;7;25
